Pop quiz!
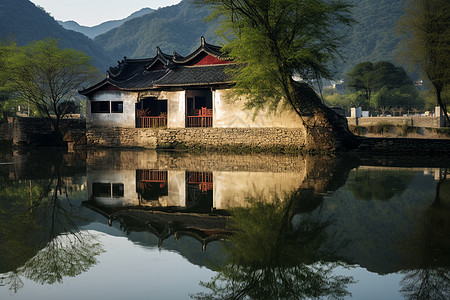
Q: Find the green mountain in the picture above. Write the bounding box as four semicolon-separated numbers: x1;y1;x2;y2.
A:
338;0;406;75
93;0;407;77
93;0;221;59
0;0;408;77
0;0;112;71
58;8;156;39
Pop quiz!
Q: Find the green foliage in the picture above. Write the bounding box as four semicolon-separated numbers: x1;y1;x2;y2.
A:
346;61;415;101
0;39;98;143
371;84;423;108
343;60;423;109
397;0;450;124
324;89;367;109
200;0;354;116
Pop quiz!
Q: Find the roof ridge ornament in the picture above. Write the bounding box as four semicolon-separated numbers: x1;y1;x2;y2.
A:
201;36;205;47
157;46;161;55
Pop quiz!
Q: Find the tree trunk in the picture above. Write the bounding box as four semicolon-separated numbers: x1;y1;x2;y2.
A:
435;86;450;126
48;116;64;147
291;82;360;152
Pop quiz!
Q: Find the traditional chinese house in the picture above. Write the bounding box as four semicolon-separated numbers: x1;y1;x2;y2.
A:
79;37;304;149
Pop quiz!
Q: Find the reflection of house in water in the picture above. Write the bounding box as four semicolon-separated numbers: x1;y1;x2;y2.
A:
85;164;304;251
88;168;303;211
186;172;213;212
134;170;214;212
136;170;168;206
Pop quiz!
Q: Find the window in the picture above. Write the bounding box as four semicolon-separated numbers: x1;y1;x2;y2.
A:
91;101;110;113
112;183;124;197
92;183;111;197
111;101;123;113
91;101;123;113
92;182;124;198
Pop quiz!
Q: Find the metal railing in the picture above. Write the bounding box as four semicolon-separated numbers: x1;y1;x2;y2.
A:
187;107;212;127
136;109;167;128
136;115;167;128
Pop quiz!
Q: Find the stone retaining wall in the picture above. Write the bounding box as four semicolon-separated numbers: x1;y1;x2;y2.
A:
12;117;85;147
86;127;307;151
0;119;13;142
347;116;442;128
358;137;450;155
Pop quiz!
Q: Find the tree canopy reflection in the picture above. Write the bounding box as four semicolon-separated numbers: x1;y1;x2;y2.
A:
193;190;355;300
399;173;450;300
0;152;103;293
346;169;415;201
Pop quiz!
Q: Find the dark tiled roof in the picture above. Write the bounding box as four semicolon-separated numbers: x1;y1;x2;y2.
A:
79;37;235;95
109;59;152;81
112;69;169;90
79;69;168;95
172;36;229;64
154;64;236;87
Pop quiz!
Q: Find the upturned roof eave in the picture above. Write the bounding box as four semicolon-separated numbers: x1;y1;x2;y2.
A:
78;78;110;96
172;37;230;64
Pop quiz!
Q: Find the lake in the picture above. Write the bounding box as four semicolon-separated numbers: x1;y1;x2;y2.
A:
0;148;449;300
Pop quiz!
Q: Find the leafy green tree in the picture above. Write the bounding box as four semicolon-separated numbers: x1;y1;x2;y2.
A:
346;62;377;102
371;85;423;108
346;61;415;103
0;39;98;145
397;0;450;125
199;0;358;150
420;88;450;112
323;89;365;109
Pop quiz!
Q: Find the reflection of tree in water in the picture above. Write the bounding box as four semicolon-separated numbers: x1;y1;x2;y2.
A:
399;171;450;300
0;153;103;293
193;190;354;300
346;169;415;201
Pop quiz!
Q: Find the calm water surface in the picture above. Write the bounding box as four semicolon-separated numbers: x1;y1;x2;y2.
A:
0;149;449;300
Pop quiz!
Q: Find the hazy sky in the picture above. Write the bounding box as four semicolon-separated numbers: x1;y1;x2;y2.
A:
30;0;182;26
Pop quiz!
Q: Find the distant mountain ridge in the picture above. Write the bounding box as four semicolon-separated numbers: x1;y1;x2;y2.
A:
93;0;221;60
0;0;409;77
58;8;155;39
0;0;111;71
92;0;408;77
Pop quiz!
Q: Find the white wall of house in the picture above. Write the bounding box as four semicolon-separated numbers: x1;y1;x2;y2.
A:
87;168;305;210
86;88;304;129
166;91;186;128
166;171;186;206
87;91;137;128
87;169;138;206
213;171;306;209
213;89;303;128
